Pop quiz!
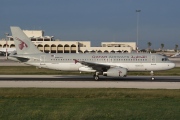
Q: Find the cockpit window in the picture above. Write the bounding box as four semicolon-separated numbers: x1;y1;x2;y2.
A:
162;58;169;61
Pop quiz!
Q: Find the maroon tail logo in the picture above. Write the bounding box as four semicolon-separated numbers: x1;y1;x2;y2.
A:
16;37;28;50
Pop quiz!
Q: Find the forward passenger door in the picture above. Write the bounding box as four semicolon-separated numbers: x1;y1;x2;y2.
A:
151;55;156;65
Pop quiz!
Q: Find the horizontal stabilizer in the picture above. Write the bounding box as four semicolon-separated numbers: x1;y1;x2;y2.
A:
10;55;29;62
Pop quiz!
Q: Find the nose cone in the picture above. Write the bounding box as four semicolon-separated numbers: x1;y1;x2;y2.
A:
169;62;175;69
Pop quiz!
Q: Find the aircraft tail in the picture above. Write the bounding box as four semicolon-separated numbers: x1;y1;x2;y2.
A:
10;26;41;54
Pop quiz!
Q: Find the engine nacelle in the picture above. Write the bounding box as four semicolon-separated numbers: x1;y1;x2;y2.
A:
103;67;127;77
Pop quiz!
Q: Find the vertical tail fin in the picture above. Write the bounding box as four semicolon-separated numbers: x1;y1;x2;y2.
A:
10;26;41;54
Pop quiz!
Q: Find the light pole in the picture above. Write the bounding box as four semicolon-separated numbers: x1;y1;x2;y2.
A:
5;33;9;59
136;10;141;52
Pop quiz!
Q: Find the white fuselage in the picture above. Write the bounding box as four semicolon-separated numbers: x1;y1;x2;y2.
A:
29;62;174;72
12;53;175;72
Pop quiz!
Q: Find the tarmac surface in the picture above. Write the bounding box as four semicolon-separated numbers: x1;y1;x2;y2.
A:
0;75;180;89
0;56;179;89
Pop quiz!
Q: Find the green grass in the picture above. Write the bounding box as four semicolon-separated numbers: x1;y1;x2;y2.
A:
0;88;180;120
129;67;180;76
0;66;180;76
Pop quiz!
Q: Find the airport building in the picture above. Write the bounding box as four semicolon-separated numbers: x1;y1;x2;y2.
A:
0;30;136;53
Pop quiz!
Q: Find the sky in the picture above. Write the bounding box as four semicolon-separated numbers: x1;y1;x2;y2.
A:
0;0;180;49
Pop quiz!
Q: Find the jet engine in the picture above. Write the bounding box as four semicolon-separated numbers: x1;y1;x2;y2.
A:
103;67;127;77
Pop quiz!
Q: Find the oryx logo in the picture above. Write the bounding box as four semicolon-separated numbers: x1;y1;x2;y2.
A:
15;37;28;50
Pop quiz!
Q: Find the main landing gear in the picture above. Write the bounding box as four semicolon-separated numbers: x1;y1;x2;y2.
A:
93;72;99;81
150;71;155;80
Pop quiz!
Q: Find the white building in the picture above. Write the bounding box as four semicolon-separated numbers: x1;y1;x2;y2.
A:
0;30;136;53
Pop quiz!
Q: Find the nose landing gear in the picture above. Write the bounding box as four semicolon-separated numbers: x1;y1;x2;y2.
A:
150;71;155;80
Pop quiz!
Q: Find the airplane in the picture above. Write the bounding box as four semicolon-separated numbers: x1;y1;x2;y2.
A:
9;26;175;80
171;52;180;58
0;48;16;55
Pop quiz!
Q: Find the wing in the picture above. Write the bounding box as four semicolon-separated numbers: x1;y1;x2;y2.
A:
15;56;30;62
9;55;30;62
73;59;114;72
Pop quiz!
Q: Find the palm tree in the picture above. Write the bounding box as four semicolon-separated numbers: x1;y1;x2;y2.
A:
175;44;179;52
147;42;152;51
161;43;164;51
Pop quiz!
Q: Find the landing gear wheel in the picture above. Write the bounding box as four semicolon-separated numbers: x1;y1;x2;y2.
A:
150;71;155;80
93;74;99;81
150;71;154;76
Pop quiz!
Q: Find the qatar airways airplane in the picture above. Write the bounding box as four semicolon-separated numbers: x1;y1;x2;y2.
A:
9;26;175;80
0;48;16;55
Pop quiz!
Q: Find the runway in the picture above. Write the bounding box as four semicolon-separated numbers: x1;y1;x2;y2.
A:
0;75;180;89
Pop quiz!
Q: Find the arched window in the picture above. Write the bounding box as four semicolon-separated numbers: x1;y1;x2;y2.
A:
3;44;9;48
104;50;109;53
37;44;43;52
71;44;76;47
64;44;70;53
91;50;96;53
51;44;56;53
84;50;89;53
44;44;50;53
97;50;102;53
117;50;122;53
64;44;70;47
58;44;63;47
10;44;15;48
37;44;43;47
71;44;76;53
110;50;115;53
57;44;63;53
